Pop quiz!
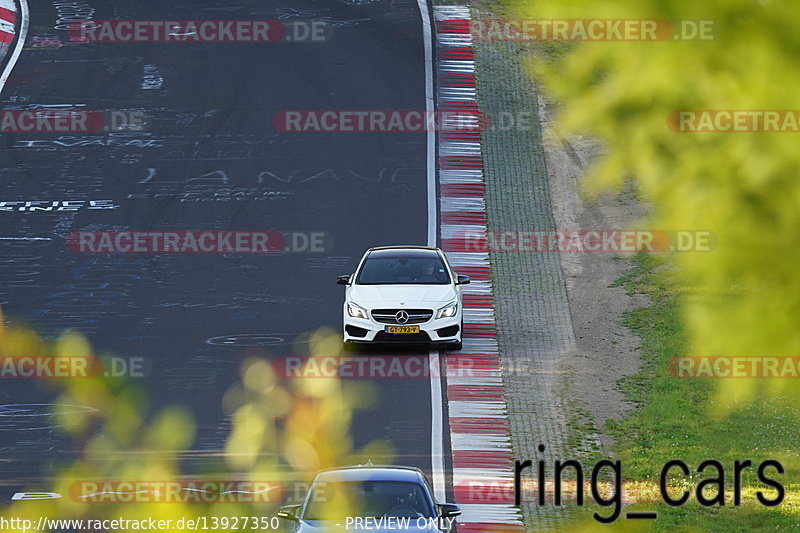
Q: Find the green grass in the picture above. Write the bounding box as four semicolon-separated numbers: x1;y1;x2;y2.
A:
574;253;800;531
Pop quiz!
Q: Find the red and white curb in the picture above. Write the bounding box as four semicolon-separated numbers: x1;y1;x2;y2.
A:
435;6;523;532
0;0;26;94
0;0;17;46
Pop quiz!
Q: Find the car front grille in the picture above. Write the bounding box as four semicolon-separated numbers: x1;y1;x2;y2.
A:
373;331;432;343
371;309;434;324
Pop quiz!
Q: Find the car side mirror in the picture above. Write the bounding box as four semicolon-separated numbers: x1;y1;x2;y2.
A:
337;275;351;285
439;503;461;518
456;275;470;285
277;504;301;522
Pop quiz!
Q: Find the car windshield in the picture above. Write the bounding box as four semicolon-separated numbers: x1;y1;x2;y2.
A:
355;254;450;285
302;480;434;520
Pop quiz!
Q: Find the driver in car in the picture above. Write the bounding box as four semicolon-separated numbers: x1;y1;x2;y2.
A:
414;261;438;283
384;488;424;518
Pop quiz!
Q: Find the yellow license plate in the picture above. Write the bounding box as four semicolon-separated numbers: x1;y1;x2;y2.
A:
385;325;420;334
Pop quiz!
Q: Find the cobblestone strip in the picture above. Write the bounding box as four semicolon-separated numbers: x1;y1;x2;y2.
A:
435;6;524;532
469;7;580;530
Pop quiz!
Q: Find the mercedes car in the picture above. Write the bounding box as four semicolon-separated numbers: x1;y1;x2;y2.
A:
277;465;461;532
337;246;469;349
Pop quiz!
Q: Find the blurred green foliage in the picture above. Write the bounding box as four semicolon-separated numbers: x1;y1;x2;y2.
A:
509;0;800;411
497;0;800;529
0;323;387;530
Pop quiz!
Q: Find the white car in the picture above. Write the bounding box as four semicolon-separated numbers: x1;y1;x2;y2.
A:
338;246;468;350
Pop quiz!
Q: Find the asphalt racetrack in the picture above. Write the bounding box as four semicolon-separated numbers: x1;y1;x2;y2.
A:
0;0;448;495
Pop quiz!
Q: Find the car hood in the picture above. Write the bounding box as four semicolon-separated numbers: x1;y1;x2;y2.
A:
349;285;457;306
296;520;442;532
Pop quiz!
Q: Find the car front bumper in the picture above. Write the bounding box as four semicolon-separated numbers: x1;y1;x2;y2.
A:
343;307;461;344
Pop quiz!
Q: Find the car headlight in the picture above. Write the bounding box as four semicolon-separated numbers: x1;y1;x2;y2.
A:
347;302;369;319
436;301;458;319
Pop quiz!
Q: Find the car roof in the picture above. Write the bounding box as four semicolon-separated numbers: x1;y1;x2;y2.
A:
366;246;442;258
314;466;425;484
368;246;439;251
